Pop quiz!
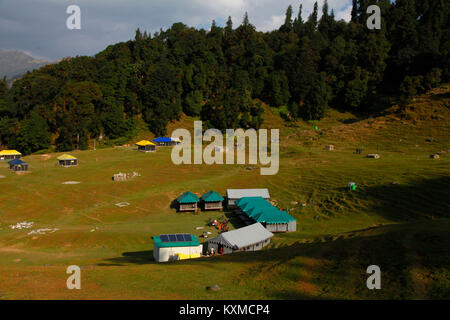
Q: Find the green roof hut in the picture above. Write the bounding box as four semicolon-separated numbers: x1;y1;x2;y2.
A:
201;191;224;211
176;191;200;212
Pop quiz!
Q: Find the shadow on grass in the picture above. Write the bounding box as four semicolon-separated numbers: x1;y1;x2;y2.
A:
357;176;450;222
97;178;450;298
223;210;246;229
430;91;450;101
96;219;450;298
98;250;155;266
339;118;361;125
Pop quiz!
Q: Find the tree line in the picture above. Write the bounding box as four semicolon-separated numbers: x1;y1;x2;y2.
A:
0;0;448;154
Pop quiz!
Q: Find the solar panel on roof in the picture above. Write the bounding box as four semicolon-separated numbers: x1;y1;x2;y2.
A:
159;233;194;243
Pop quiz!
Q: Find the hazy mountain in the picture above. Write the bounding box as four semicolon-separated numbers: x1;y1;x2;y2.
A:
0;49;51;82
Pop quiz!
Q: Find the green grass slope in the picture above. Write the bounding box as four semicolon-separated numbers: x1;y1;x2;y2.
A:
0;86;449;299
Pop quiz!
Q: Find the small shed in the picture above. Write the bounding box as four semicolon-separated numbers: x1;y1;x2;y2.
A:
226;188;270;208
136;140;156;152
57;154;78;167
235;197;297;232
8;159;28;172
201;191;224;211
176;191;200;212
153;137;175;146
153;233;202;262
204;223;274;255
325;145;334;151
0;150;22;161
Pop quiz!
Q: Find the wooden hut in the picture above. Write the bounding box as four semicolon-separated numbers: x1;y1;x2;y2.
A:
57;154;78;167
176;191;200;212
136;140;156;152
153;137;176;146
201;191;224;211
8;159;28;172
0;150;22;161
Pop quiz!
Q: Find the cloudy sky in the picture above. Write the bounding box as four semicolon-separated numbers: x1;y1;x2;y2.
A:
0;0;352;61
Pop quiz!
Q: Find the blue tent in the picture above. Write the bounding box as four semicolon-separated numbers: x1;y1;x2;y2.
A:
8;159;26;166
153;137;172;142
8;158;28;172
153;137;175;146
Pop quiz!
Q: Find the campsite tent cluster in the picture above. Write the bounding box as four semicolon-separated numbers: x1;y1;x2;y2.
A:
0;150;28;172
176;191;224;212
0;136;180;172
154;188;296;262
136;137;180;152
0;150;79;172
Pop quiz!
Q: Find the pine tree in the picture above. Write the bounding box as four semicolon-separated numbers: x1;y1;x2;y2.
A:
280;5;293;32
293;4;304;35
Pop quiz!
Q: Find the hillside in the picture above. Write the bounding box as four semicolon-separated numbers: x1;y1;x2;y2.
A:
0;49;51;83
0;86;448;299
0;0;448;154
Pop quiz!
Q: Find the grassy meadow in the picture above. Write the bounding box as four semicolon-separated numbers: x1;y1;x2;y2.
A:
0;86;449;299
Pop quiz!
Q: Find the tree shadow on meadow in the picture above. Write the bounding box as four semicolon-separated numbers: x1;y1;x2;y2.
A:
356;176;450;222
98;250;155;266
96;177;450;298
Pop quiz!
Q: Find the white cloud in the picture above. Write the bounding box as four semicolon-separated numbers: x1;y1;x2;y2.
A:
0;0;353;59
335;4;352;21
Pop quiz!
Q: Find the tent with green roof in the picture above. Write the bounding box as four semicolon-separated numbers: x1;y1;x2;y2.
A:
176;191;200;212
201;191;224;211
235;197;296;232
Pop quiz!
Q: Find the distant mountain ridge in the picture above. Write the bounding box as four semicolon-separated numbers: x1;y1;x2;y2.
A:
0;48;51;82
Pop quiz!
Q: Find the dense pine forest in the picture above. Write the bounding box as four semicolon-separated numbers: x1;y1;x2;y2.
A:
0;0;448;154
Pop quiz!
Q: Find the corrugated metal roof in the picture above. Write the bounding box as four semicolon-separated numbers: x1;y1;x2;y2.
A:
201;190;224;202
208;223;273;249
177;191;200;203
236;197;296;224
226;188;270;199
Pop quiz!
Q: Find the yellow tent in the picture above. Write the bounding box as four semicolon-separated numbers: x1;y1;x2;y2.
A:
57;154;77;160
135;140;156;146
0;150;22;156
